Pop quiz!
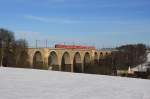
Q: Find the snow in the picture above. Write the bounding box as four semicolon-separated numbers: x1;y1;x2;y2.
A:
132;53;150;72
147;53;150;62
0;67;150;99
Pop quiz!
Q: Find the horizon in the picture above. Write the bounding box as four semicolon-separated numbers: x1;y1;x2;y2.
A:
0;0;150;48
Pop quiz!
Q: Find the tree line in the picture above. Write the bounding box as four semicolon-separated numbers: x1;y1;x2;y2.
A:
113;44;147;70
0;28;29;68
87;44;147;75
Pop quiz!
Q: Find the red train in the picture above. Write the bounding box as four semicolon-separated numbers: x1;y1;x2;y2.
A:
55;44;96;49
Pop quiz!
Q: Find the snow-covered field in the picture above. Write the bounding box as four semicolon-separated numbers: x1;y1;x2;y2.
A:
147;53;150;62
132;53;150;72
0;67;150;99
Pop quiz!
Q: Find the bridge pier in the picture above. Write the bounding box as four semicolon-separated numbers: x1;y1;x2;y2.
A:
59;64;61;71
81;63;84;73
71;64;74;72
61;64;72;72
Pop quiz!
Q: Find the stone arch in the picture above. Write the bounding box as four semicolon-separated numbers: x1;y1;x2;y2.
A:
48;51;59;70
33;51;43;69
106;52;108;56
73;52;82;73
99;52;104;65
61;52;71;72
94;52;99;64
100;52;103;57
84;52;91;72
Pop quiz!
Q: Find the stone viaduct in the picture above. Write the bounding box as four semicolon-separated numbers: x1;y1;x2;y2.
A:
27;48;112;73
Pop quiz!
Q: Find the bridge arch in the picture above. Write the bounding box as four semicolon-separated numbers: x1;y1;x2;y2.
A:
105;52;108;56
99;52;104;59
99;52;104;65
48;51;59;70
73;52;82;73
33;51;43;69
94;52;99;64
84;52;91;72
61;52;71;72
100;52;103;57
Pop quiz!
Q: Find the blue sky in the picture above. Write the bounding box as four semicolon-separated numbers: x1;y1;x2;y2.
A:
0;0;150;48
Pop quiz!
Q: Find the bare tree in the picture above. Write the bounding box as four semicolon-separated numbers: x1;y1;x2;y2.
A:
0;28;29;67
12;39;29;67
0;28;15;66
